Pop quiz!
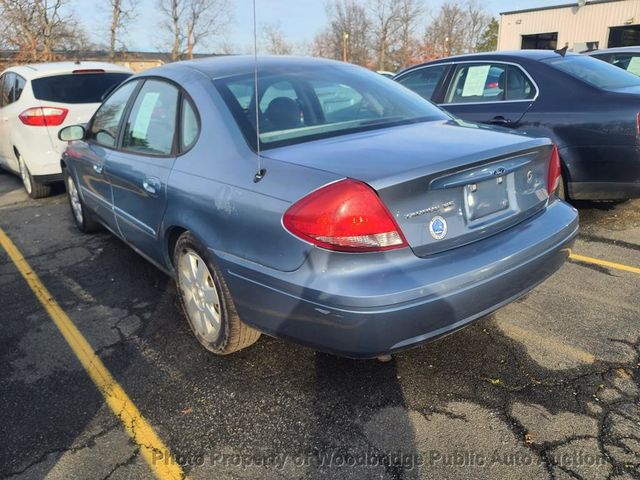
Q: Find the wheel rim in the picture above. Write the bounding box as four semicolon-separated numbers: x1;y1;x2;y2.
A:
67;175;83;225
178;249;222;342
19;157;32;195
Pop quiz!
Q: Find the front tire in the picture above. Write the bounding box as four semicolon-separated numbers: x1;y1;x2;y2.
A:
19;155;51;199
63;168;101;233
174;232;261;355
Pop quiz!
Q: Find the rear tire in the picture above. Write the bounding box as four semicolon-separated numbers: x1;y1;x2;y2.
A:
63;168;101;233
174;231;261;355
19;155;51;199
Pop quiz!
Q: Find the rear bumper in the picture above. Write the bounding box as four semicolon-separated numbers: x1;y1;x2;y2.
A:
33;173;63;184
216;199;578;358
561;145;640;199
569;182;640;200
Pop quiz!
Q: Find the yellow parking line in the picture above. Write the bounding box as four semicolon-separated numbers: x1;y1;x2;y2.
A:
569;252;640;275
0;228;186;480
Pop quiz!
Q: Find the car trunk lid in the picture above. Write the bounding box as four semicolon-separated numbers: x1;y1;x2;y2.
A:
267;119;554;256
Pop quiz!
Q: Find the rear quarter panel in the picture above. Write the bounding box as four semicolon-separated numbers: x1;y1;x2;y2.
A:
159;67;340;273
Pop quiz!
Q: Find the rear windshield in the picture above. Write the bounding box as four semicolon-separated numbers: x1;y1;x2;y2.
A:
32;72;132;104
214;65;448;150
542;55;640;90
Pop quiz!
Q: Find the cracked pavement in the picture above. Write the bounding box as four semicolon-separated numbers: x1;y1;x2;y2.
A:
0;172;638;479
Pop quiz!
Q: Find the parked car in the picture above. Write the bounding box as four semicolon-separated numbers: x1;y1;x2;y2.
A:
58;56;578;358
585;46;640;77
0;62;132;198
395;51;640;201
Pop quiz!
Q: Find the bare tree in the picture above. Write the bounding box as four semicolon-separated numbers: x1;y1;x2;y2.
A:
464;0;491;53
315;0;370;66
261;22;293;55
370;0;405;71
423;0;490;58
108;0;136;61
0;0;90;62
396;0;424;68
158;0;232;61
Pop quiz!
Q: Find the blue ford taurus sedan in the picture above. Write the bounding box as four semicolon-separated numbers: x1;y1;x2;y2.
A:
395;51;640;201
58;56;578;358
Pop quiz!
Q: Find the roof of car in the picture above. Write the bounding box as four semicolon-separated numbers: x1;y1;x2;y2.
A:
152;55;358;80
4;61;132;79
396;50;580;76
585;46;640;55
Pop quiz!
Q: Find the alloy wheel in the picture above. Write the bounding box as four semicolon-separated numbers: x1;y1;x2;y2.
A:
178;249;222;342
66;175;84;225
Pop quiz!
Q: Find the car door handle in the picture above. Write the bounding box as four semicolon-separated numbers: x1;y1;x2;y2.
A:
142;178;161;195
489;116;513;126
93;163;104;174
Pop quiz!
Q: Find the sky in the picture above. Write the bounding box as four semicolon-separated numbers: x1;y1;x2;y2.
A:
80;0;570;53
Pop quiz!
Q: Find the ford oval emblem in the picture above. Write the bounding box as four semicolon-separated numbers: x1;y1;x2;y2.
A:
429;216;448;240
494;167;506;176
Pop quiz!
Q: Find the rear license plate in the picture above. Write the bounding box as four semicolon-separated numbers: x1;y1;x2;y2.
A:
464;177;509;221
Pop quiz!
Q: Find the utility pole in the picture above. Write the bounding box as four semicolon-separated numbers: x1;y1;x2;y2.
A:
343;32;349;62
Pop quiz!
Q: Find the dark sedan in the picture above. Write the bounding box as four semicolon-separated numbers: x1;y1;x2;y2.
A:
395;51;640;201
585;46;640;77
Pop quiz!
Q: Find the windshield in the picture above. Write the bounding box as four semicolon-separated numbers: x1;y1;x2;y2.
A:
214;65;448;150
32;73;132;104
542;55;640;90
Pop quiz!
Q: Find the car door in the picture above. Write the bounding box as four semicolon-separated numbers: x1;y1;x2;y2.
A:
78;79;141;231
439;62;537;128
394;64;451;102
0;73;15;168
107;79;180;265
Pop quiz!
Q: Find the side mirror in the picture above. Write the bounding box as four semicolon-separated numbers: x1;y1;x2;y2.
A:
58;125;85;142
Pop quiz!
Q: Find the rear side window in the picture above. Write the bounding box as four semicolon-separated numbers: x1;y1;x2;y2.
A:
89;80;139;148
122;80;179;156
396;65;447;101
32;73;131;104
609;54;640;76
543;55;640;89
181;98;199;150
14;75;26;102
0;73;14;106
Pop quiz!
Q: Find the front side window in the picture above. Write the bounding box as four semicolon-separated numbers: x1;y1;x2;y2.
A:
216;65;448;150
122;80;179;156
89;80;139;148
543;55;640;90
396;65;448;101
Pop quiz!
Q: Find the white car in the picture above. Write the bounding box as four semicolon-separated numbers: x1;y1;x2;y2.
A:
0;62;132;198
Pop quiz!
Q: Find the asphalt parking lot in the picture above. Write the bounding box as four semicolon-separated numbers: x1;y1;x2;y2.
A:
0;170;638;480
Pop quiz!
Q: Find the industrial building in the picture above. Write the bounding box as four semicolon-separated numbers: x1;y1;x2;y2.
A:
498;0;640;52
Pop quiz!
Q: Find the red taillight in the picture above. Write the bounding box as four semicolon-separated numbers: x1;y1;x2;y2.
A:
19;107;68;127
637;112;640;135
283;179;408;252
547;145;561;195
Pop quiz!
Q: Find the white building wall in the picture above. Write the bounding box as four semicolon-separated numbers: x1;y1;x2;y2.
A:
498;0;640;51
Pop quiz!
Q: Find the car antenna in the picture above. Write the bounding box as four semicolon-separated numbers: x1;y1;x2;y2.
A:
252;0;266;183
554;44;569;57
